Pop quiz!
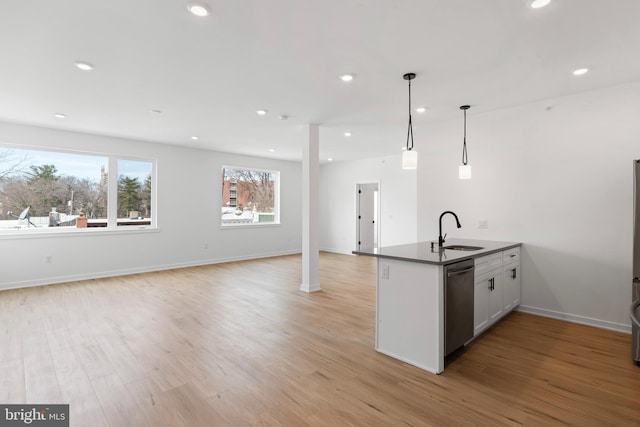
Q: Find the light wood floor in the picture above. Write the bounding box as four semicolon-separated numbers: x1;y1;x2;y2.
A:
1;252;638;426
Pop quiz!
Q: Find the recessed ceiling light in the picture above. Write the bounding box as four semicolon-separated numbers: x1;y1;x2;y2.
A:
256;109;267;115
328;158;333;162
187;3;210;16
339;74;354;82
529;0;551;9
269;148;275;152
53;113;67;119
344;132;351;137
191;136;199;140
74;61;94;71
401;146;407;151
573;68;589;76
416;107;427;113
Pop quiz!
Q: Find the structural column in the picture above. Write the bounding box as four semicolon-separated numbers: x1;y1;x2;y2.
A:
300;124;320;292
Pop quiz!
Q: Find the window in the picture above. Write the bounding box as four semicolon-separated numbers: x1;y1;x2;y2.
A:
117;159;153;227
0;146;155;232
221;166;279;226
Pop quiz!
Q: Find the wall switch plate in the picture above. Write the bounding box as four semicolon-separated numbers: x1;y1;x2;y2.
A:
478;219;488;229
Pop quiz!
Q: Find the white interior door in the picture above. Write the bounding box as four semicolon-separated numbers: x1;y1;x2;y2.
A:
357;183;378;251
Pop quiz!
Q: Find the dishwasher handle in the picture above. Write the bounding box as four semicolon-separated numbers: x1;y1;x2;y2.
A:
447;266;474;278
631;299;640;329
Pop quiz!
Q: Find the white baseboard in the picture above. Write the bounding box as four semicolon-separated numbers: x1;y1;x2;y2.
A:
0;250;302;292
375;347;441;375
518;305;631;334
320;247;355;255
299;282;322;293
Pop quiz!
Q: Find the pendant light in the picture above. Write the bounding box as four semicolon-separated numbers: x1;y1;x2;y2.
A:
402;73;418;170
459;105;471;179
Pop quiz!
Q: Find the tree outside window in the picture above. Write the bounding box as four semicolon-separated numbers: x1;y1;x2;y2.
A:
221;167;279;226
0;147;154;231
117;159;152;225
0;148;109;228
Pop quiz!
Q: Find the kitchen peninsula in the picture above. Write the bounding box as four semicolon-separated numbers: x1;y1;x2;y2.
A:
354;239;521;374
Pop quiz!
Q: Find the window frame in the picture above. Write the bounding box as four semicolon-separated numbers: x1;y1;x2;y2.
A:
114;157;156;228
0;144;157;237
220;165;280;228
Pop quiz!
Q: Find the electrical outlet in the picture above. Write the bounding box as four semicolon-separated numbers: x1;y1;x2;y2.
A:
45;255;53;264
203;243;208;250
382;264;390;279
478;219;488;229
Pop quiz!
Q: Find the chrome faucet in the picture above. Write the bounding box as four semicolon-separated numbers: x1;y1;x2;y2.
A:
439;211;461;246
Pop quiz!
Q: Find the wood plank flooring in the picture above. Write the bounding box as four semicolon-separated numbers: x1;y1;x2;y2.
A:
1;252;638;426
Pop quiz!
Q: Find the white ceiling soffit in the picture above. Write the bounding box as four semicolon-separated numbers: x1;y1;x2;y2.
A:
0;0;639;162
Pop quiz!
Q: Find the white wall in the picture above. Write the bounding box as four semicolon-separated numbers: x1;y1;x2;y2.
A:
416;81;640;332
0;122;302;290
319;155;417;254
3;80;638;333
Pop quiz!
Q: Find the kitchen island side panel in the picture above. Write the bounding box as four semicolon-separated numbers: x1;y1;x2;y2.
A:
376;257;444;373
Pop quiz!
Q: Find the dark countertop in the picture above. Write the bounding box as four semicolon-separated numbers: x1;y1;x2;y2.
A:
352;238;521;266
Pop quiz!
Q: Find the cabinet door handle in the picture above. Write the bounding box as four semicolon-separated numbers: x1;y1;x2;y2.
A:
488;277;494;291
511;268;517;279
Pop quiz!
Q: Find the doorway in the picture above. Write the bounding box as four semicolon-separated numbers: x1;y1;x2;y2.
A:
356;183;379;251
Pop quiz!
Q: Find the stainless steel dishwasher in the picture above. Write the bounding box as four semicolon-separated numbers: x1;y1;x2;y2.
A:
444;259;475;357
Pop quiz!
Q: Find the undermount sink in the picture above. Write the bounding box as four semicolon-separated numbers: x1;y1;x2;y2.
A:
442;245;484;251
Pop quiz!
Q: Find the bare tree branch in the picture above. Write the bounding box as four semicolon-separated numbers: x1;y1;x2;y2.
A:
0;149;29;182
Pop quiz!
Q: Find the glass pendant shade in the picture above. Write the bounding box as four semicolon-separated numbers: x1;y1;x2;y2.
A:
459;164;471;179
402;150;418;170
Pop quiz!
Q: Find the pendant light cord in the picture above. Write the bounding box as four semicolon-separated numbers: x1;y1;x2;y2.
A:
406;78;414;151
462;108;468;165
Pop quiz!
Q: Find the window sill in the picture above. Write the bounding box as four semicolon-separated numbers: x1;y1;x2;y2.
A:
0;226;160;240
220;223;281;230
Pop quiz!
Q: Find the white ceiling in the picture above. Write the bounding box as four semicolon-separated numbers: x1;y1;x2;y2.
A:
1;0;639;163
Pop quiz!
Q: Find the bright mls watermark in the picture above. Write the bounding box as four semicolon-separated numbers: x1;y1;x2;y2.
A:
1;405;68;426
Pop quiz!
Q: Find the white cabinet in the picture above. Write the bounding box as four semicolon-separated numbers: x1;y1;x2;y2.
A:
474;252;502;276
473;247;520;337
473;260;503;336
473;273;490;335
488;271;504;323
502;247;521;312
503;246;520;266
503;263;521;311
